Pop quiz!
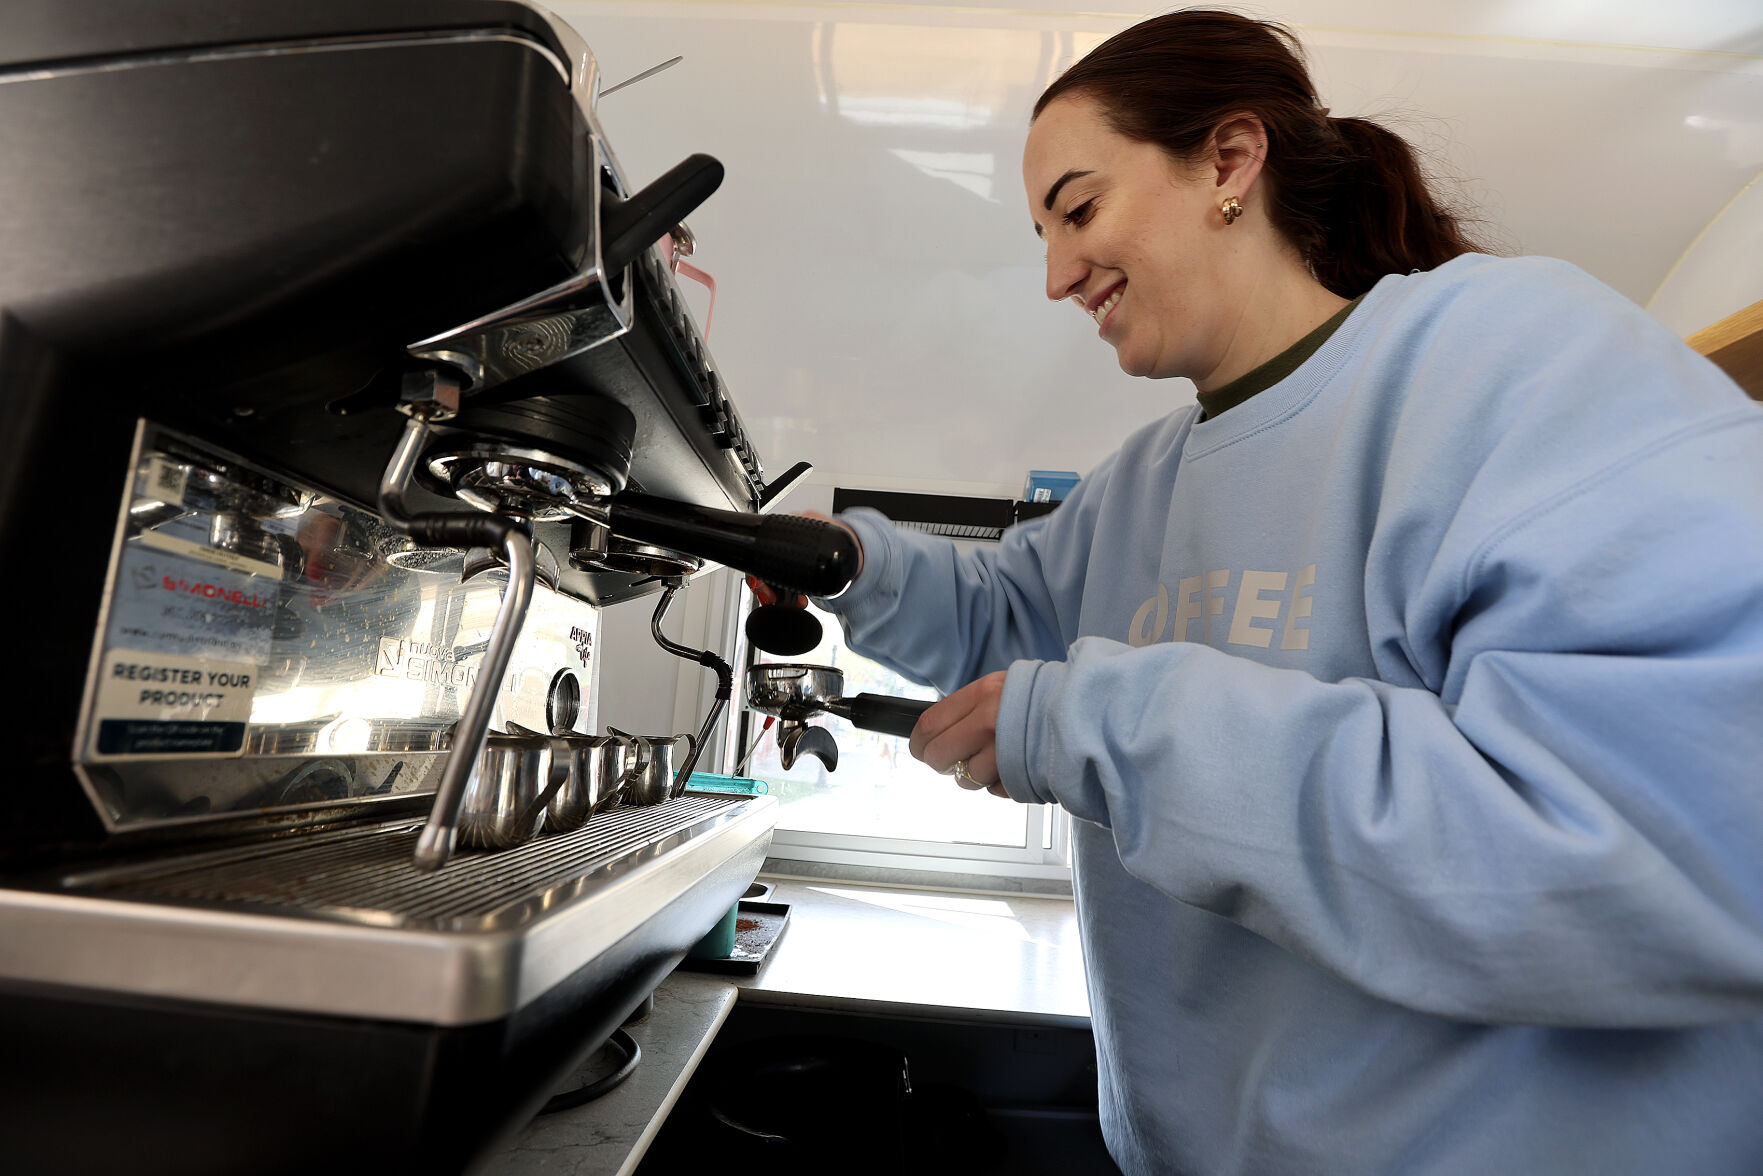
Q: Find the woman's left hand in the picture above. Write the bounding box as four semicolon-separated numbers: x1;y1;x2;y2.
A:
910;671;1011;798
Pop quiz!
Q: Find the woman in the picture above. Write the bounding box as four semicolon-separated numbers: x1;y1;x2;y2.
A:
814;10;1763;1175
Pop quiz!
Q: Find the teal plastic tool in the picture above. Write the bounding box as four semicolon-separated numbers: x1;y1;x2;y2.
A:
685;772;768;795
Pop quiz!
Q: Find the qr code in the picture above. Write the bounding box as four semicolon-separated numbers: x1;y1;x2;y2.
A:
145;456;187;503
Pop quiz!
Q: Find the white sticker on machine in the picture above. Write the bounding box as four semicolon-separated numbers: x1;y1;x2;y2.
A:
89;650;259;759
104;544;279;664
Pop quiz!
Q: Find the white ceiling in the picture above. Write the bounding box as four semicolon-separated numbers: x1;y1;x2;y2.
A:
549;0;1763;497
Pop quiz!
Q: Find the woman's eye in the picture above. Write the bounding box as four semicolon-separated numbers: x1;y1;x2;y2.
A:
1064;200;1095;227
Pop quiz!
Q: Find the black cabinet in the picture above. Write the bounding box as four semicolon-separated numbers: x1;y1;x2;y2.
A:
637;1003;1118;1176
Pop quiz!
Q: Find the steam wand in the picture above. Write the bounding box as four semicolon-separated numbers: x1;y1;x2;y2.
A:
648;582;733;794
379;371;539;872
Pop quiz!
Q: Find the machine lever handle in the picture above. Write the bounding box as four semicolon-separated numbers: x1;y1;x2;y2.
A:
599;153;724;277
606;491;858;596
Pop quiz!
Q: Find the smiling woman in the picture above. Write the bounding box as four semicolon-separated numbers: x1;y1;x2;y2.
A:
810;8;1763;1176
1035;12;1484;301
1021;95;1343;386
1020;10;1484;390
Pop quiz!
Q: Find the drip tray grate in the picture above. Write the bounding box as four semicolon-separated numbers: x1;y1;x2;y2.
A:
69;794;744;930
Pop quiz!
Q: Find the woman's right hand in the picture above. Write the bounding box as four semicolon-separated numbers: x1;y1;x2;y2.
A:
909;670;1011;799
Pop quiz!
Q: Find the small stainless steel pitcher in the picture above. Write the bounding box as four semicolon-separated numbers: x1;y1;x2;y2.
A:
540;730;645;833
610;728;694;806
458;730;566;850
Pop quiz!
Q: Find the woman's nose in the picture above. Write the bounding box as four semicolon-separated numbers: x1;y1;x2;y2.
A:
1044;241;1087;303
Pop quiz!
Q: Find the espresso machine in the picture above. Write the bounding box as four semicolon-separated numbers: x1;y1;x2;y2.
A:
0;3;854;1171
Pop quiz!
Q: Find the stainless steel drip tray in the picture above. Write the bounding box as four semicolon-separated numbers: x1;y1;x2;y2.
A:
0;793;774;1027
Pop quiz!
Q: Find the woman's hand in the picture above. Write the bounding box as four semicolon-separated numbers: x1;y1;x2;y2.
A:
909;671;1011;798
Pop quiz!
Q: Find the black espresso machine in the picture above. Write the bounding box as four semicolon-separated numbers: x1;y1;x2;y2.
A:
0;3;855;1172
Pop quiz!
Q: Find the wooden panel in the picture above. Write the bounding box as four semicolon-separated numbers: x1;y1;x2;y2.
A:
1688;299;1763;401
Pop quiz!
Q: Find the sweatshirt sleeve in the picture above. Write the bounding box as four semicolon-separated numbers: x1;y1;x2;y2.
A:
818;454;1118;693
997;410;1763;1028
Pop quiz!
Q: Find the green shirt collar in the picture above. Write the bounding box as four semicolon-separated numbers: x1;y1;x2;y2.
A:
1196;295;1365;421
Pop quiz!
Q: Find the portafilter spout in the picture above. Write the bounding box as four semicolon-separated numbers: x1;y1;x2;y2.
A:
379;371;541;872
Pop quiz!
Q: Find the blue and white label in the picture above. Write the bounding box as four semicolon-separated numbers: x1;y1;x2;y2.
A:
89;650;258;759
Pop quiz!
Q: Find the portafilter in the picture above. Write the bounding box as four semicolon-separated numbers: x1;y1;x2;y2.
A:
745;664;934;739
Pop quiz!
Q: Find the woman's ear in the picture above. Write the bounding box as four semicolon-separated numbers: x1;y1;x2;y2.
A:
1209;113;1268;199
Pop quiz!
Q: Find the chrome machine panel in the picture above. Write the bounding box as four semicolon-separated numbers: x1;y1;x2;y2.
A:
71;422;601;834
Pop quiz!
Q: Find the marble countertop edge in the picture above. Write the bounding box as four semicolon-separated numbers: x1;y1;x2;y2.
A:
613;982;736;1176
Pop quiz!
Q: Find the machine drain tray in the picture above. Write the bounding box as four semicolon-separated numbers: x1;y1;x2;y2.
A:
677;899;791;975
0;793;776;1025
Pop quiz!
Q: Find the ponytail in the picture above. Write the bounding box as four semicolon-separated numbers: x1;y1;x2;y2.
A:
1285;115;1484;297
1034;10;1489;298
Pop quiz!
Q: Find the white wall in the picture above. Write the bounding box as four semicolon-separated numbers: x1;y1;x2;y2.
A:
1649;170;1763;337
551;0;1763;498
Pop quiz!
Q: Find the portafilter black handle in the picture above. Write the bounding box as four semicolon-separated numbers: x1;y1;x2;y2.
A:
606;491;859;597
823;694;936;739
600;153;724;276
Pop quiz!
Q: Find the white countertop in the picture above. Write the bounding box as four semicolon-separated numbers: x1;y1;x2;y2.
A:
478;876;1088;1175
734;878;1089;1027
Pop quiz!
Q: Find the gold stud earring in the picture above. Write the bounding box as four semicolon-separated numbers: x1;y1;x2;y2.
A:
1221;197;1243;225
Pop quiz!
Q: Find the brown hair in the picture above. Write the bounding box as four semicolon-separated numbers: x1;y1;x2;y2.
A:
1034;9;1488;298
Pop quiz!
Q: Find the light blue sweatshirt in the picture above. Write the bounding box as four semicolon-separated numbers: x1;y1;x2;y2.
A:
822;255;1763;1174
